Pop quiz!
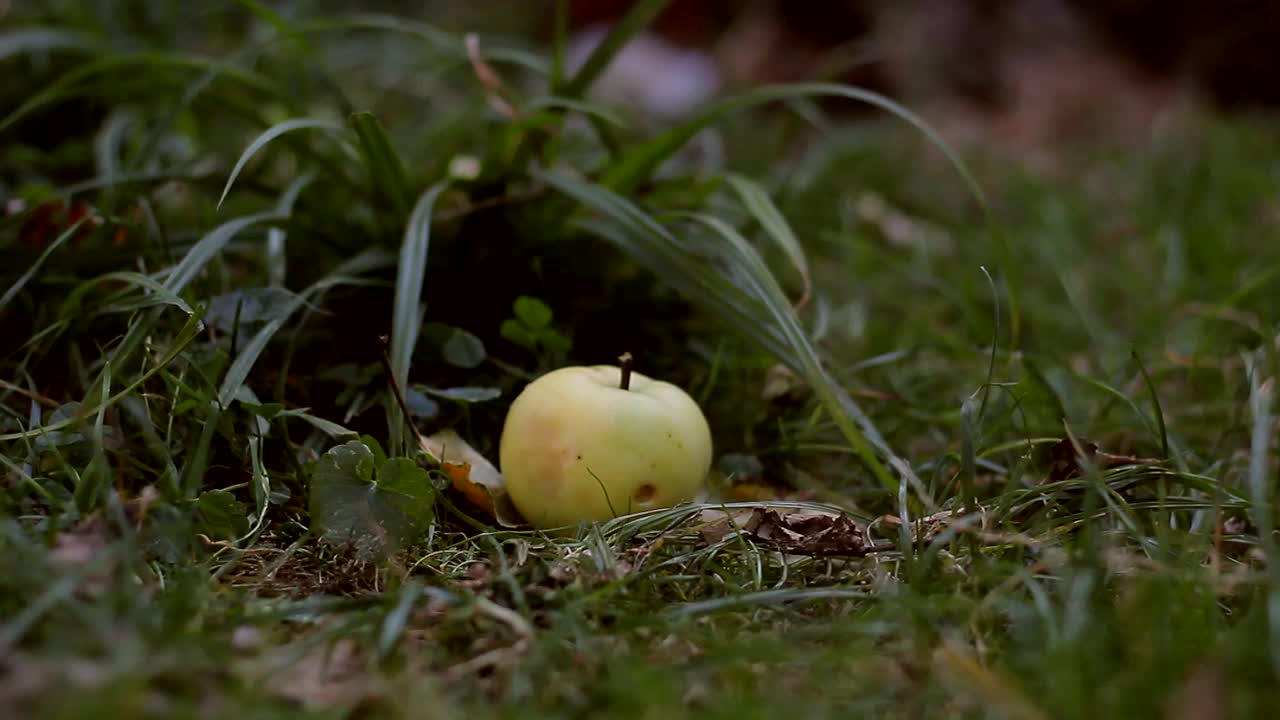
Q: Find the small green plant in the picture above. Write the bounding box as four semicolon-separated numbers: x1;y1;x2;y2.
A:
500;294;572;358
309;437;437;560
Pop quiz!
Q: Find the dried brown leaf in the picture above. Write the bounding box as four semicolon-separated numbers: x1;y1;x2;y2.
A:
420;429;524;527
1044;436;1164;483
700;506;883;557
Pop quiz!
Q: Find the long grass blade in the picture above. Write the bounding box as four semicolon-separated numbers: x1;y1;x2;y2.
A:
536;168;908;492
350;112;412;220
388;182;449;453
724;173;812;310
557;0;672;99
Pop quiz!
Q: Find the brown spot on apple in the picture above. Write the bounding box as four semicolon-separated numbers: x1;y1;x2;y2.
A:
633;483;657;505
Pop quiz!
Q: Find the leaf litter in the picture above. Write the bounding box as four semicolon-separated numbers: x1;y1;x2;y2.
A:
698;505;892;557
419;429;525;528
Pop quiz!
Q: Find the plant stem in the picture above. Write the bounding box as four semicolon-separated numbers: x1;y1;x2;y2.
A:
379;334;426;448
618;352;633;391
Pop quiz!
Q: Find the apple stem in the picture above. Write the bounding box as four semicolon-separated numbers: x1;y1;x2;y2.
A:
618;351;633;391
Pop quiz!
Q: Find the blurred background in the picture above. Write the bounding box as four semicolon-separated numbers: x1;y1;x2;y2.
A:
15;0;1280;158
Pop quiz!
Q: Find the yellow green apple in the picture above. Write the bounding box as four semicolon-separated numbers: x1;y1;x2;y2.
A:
499;354;712;528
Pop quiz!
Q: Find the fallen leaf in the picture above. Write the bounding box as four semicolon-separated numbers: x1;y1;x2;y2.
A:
873;509;957;544
420;429;524;528
761;363;804;403
1043;437;1164;483
699;506;885;557
697;508;762;545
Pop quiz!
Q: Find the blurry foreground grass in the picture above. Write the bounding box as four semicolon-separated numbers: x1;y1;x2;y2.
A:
2;3;1280;718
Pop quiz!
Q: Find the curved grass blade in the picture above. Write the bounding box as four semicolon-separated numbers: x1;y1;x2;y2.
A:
217;118;345;209
77;177;308;421
218;250;393;408
723;173;811;311
298;14;550;75
83;271;197;316
536;168;907;492
0;311;204;443
164;210;285;293
602;81;1022;345
526;96;629;130
604;82;986;205
0;217;87;312
0;53;275;135
680;212;904;492
1131;349;1170;459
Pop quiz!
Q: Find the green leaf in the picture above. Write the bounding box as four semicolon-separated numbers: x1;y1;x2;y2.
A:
513;295;553;329
196;490;250;540
419;386;501;403
442;328;486;368
361;434;389;468
500;319;538;350
309;440;436;559
404;389;440;419
538;329;572;355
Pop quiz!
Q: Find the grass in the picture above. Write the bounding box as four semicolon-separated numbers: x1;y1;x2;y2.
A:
3;2;1280;718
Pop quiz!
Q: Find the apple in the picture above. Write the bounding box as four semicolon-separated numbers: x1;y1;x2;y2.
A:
499;354;713;528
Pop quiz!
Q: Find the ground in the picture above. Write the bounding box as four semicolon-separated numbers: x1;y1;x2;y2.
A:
2;3;1279;719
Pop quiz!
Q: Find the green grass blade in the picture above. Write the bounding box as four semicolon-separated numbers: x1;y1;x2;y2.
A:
388;182;449;453
680;211;903;492
557;0;672;98
0;217;87;312
165;210;284;294
0;311;204;443
536;168;906;492
217;118;344;210
0;53;275;134
599;81;1020;345
0;27;99;60
549;0;569;88
350;112;412;220
526;96;629;129
724;173;812;310
1132;349;1170;459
